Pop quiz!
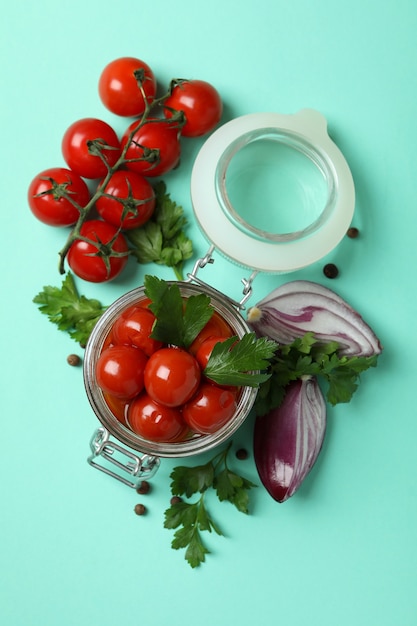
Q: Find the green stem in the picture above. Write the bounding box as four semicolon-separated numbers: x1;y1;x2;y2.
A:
173;263;184;281
57;83;185;275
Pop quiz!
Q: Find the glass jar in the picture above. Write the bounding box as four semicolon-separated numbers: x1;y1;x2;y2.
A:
85;108;355;487
84;280;258;483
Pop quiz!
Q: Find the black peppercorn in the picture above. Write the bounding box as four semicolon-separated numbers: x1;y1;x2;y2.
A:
236;448;248;460
323;263;339;279
67;354;81;366
170;496;182;505
134;503;146;516
136;480;151;495
347;227;359;238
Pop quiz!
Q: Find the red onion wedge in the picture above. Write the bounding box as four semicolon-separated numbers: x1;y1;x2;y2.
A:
254;377;326;503
247;280;382;357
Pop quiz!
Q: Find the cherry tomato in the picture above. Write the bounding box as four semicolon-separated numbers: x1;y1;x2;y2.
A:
62;118;121;179
144;347;201;407
28;167;90;227
67;219;129;282
195;336;230;369
95;170;155;230
112;305;163;356
164;79;223;137
121;119;181;177
189;311;234;355
182;383;237;434
96;345;148;399
98;57;157;117
103;392;129;424
128;393;186;442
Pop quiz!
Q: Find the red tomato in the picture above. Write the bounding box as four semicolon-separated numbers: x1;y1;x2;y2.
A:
67;219;129;282
144;347;201;407
164;79;223;137
98;57;157;117
182;383;237;434
112;305;163;356
195;336;230;369
96;345;148;399
28;167;90;227
189;311;234;355
62;118;121;179
95;170;155;230
121;119;181;177
103;392;129;424
128;393;186;442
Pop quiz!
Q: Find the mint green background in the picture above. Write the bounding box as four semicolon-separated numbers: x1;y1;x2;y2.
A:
1;1;416;624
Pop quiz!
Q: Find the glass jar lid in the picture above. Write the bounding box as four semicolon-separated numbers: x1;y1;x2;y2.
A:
190;109;355;273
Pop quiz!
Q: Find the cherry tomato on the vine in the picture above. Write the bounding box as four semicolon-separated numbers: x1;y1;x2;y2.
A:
96;344;148;399
95;170;155;230
67;219;129;282
98;57;157;117
164;79;223;137
128;393;186;442
144;347;201;407
62;118;121;179
182;383;237;434
121;119;181;177
28;167;90;227
112;305;163;356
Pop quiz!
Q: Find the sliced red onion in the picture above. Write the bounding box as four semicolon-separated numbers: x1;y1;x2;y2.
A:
247;280;382;357
253;377;326;503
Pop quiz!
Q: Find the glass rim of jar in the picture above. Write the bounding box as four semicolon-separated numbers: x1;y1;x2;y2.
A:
83;281;258;458
191;109;355;273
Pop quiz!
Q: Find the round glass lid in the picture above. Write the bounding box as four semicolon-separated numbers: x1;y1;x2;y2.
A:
190;110;355;273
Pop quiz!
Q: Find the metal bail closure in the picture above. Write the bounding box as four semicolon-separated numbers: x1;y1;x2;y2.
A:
88;427;161;488
187;244;259;309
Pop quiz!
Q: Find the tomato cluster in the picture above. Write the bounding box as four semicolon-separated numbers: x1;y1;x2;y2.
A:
28;56;223;283
96;299;241;442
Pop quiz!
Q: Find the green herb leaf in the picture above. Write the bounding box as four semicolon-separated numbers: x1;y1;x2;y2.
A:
170;463;215;498
255;333;380;415
127;181;193;280
184;532;210;569
214;468;257;514
182;293;213;347
204;333;278;387
144;275;213;348
33;272;107;345
165;444;256;567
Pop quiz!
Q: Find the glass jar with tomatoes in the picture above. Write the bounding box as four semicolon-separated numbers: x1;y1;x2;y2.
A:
84;281;258;477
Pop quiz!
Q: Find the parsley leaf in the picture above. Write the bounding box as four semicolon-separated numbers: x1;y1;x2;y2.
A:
254;332;380;415
164;443;256;567
204;333;278;387
126;181;193;280
170;462;215;498
33;272;107;345
144;275;214;348
214;468;257;514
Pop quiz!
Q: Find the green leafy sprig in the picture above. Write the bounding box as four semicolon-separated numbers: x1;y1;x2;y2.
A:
127;181;193;280
164;443;257;568
254;332;379;416
33;272;107;345
144;274;214;347
204;333;277;387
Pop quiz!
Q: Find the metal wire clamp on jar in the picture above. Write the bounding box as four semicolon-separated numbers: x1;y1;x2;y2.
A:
85;109;355;488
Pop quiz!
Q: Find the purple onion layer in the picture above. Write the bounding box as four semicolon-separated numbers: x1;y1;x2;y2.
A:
253;377;326;502
247;280;382;357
